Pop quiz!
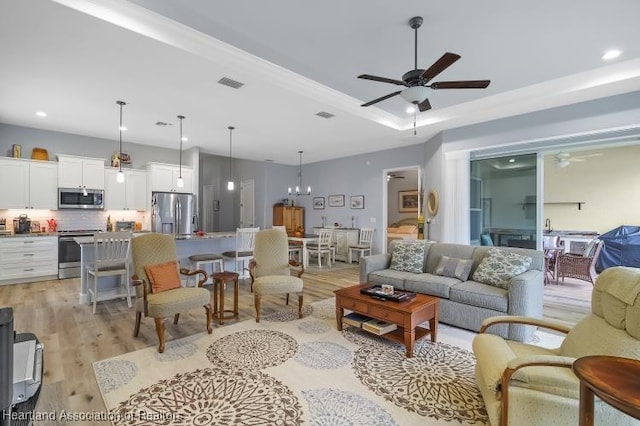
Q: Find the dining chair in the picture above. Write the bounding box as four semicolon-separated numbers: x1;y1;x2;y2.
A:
306;228;333;267
348;228;374;263
86;231;132;314
222;227;260;279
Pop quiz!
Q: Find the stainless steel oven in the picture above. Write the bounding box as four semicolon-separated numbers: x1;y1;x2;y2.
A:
58;230;99;279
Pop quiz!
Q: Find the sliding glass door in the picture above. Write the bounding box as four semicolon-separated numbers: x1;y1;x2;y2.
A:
470;154;537;247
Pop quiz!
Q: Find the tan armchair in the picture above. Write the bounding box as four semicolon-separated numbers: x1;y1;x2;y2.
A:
131;233;213;353
473;266;640;425
555;239;603;285
249;229;304;322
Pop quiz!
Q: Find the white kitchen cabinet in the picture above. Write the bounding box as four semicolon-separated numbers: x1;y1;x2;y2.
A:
57;155;105;190
147;163;193;193
104;168;148;211
0;158;57;209
0;236;58;284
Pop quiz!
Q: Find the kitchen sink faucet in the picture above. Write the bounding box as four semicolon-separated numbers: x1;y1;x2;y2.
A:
545;218;552;232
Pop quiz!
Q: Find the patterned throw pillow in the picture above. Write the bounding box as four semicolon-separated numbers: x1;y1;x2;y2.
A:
434;256;474;281
472;248;532;289
389;241;425;274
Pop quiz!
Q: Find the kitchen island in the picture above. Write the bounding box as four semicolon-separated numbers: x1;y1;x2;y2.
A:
75;232;235;304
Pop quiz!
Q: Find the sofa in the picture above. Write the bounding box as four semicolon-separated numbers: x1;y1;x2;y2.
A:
359;240;544;342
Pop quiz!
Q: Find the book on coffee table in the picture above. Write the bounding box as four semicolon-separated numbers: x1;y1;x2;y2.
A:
343;312;372;328
362;319;398;335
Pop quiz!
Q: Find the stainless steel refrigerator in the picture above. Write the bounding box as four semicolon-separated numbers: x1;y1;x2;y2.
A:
151;192;197;235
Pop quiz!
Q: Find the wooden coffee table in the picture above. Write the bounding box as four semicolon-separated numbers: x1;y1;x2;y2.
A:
334;284;439;357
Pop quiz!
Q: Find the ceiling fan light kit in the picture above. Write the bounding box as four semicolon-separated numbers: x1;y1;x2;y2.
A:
358;16;490;116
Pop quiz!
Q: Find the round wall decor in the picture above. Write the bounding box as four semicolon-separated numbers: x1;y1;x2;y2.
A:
426;190;440;216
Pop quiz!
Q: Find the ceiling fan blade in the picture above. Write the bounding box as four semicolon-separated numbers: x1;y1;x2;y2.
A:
417;98;431;112
430;80;491;89
358;74;407;86
568;158;586;162
361;91;402;107
574;153;604;159
420;52;461;82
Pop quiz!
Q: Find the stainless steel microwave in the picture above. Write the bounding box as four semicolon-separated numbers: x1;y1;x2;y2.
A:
58;188;104;210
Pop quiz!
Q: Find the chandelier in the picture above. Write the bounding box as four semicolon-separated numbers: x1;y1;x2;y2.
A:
288;150;311;196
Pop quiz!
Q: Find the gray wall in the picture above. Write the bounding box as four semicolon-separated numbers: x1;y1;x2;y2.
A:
4;90;640;250
290;143;427;254
0;123;184;168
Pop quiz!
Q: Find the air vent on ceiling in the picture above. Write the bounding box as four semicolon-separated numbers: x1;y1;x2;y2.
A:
218;77;244;89
316;111;335;119
155;121;173;126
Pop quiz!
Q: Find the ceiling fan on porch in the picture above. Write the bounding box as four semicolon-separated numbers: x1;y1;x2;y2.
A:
358;16;491;112
554;151;603;168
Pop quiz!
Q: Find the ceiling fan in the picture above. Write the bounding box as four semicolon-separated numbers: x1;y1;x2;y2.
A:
386;172;406;181
554;151;603;168
358;16;491;112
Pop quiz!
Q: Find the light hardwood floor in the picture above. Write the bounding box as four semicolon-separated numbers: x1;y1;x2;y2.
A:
1;265;592;424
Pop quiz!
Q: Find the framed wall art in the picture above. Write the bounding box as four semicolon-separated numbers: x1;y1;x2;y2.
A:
398;190;419;213
313;197;325;209
328;194;345;207
350;195;364;209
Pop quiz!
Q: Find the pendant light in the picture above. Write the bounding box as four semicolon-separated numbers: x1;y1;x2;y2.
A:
288;150;311;196
176;115;185;188
116;100;126;183
227;126;235;191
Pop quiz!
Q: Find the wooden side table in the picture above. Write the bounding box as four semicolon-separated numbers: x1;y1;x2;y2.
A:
211;271;239;325
573;355;640;425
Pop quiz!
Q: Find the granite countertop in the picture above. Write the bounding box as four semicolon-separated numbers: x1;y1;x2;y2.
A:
0;232;58;238
543;230;599;237
174;232;234;240
75;232;235;244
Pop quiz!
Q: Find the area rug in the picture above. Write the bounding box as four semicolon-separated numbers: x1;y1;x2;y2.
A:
93;298;562;425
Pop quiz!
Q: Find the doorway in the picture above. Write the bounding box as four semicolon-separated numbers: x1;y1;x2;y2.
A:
382;165;420;252
240;179;255;228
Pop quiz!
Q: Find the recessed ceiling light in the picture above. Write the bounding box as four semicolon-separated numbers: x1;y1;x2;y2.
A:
119;126;127;131
602;49;621;60
35;111;47;117
509;158;515;163
406;106;416;113
181;136;188;142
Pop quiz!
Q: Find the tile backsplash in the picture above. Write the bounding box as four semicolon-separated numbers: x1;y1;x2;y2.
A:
2;209;147;232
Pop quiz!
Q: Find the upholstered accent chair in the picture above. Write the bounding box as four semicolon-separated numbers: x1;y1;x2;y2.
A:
131;233;213;353
272;225;302;261
249;229;304;322
473;266;640;425
555;239;603;285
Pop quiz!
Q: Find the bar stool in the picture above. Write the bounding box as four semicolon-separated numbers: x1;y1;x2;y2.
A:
210;271;239;324
188;253;224;285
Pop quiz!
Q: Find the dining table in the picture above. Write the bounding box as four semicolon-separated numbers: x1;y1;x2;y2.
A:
287;234;319;268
